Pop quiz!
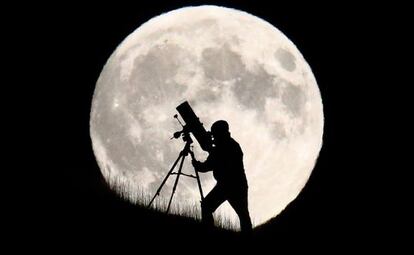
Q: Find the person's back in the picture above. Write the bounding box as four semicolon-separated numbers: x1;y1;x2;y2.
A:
210;137;247;190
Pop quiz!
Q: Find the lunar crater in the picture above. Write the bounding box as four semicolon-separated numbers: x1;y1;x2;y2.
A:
275;48;297;72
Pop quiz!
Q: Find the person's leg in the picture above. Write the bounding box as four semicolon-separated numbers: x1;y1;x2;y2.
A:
228;188;252;233
201;185;226;227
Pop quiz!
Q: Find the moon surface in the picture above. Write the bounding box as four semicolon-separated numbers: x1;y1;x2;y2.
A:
90;5;323;227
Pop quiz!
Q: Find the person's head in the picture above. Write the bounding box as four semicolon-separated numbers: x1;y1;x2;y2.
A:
210;120;230;144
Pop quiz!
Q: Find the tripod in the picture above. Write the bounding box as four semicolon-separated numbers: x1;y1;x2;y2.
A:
148;133;204;213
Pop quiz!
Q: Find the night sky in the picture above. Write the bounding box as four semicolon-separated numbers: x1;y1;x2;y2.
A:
9;1;400;251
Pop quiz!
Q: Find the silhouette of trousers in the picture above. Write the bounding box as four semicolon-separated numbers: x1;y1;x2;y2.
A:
201;184;252;232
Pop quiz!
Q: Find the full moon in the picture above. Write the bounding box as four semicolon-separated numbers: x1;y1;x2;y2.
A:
90;6;323;227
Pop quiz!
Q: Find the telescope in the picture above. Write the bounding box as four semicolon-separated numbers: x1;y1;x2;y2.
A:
148;101;209;212
172;101;213;152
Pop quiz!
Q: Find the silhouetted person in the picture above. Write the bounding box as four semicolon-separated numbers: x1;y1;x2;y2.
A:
192;120;253;233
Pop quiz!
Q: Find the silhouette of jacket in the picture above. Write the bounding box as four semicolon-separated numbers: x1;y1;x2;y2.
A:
193;137;248;190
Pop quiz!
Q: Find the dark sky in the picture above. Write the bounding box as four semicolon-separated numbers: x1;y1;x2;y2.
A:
10;1;401;250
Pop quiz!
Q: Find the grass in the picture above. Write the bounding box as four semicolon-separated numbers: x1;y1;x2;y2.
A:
46;164;330;252
105;173;240;232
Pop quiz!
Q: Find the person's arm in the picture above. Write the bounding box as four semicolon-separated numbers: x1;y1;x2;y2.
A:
191;152;214;173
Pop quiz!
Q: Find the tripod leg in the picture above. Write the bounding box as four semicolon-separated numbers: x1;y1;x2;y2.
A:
148;152;183;208
166;153;186;213
195;169;204;201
